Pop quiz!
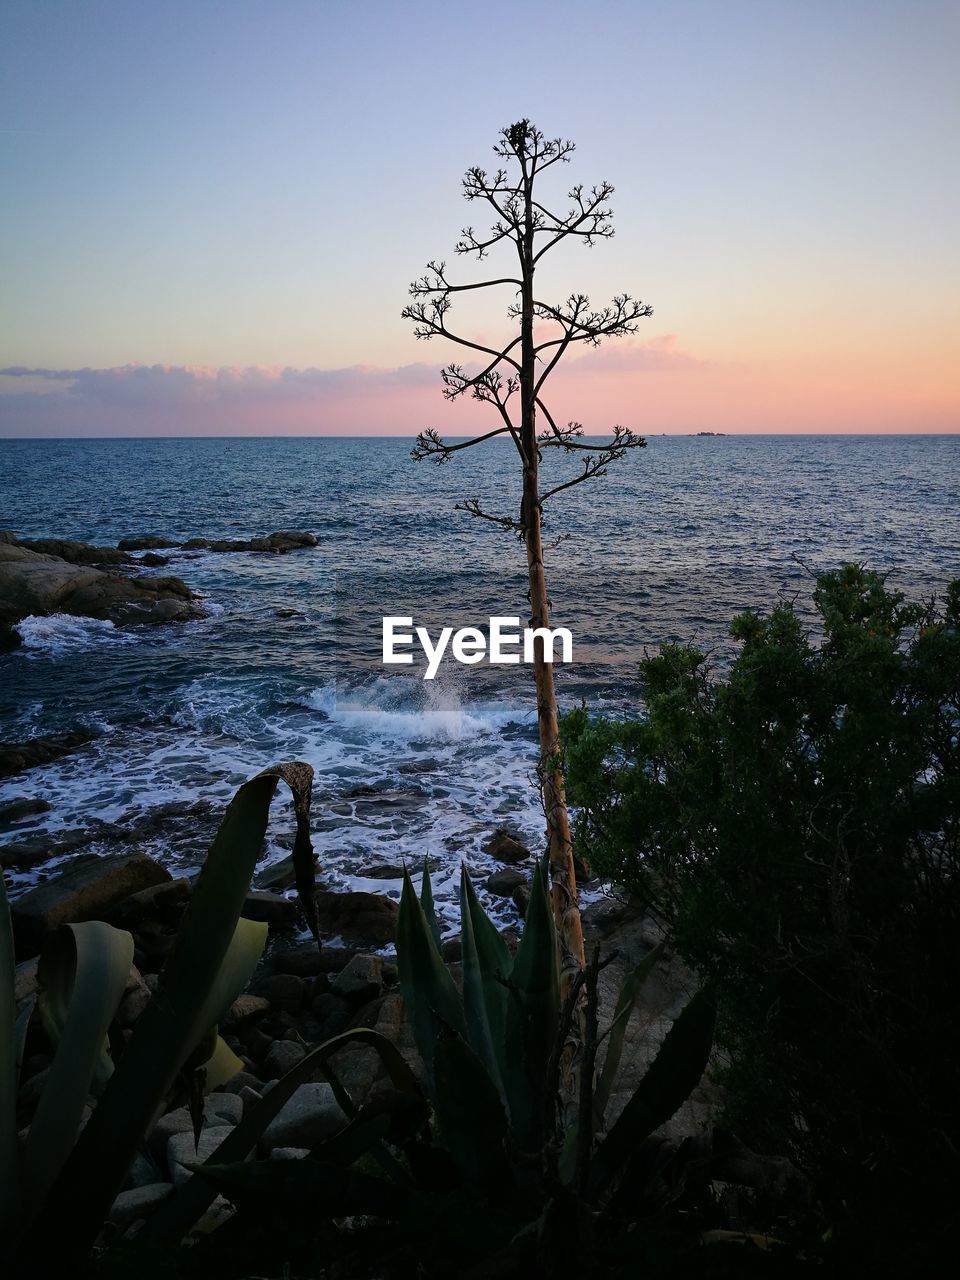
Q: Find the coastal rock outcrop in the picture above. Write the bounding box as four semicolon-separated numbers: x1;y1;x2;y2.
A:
0;539;203;634
0;731;95;779
117;530;318;554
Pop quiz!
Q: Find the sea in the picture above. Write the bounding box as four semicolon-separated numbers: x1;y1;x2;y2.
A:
1;434;958;936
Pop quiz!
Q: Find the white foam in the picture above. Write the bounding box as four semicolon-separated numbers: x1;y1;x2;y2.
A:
305;679;531;744
14;613;139;657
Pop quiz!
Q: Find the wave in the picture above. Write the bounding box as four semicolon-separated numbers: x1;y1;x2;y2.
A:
14;613;140;657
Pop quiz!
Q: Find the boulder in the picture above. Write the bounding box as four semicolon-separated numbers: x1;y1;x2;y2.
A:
167;1126;236;1185
108;877;191;928
16;537;132;568
0;797;51;826
108;1183;173;1227
260;1040;307;1080
11;852;171;954
315;890;399;946
0;732;95;780
258;1082;347;1154
0;541;203;630
117;535;180;551
331;953;383;1004
483;828;531;864
261;973;306;1015
225;994;271;1026
241;889;298;927
181;531;317;555
486;868;526;897
271;942;350;977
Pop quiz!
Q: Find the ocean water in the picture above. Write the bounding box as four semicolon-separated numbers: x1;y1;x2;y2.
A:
1;435;958;935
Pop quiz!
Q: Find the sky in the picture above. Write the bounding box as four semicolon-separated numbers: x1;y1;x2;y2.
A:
0;0;957;437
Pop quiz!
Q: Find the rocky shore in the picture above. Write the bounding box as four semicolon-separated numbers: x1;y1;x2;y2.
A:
0;527;318;648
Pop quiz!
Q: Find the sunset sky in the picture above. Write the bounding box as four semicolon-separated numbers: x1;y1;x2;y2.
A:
1;0;957;437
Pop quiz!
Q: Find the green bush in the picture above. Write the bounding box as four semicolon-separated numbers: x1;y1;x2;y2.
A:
564;566;960;1267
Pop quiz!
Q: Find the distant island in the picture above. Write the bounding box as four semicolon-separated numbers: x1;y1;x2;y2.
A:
693;431;726;437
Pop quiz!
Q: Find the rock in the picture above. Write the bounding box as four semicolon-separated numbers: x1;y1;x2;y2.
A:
109;877;191;927
241;889;298;927
16;538;133;568
258;1082;347;1154
0;797;51;826
441;935;462;963
361;862;406;879
511;883;531;918
486;868;526;897
315;890;399;946
149;1107;198;1160
117;535;180;551
11;852;171;954
261;973;306;1015
272;942;356;977
483;828;531;864
121;1149;164;1191
14;957;39;1004
331;953;383;1004
1;826;101;870
140;553;169;567
0;541;203;632
205;1092;244;1125
255;853;299;891
117;984;152;1028
269;1147;310;1160
225;994;271;1026
181;531;318;555
108;1183;173;1227
167;1126;235;1185
261;1040;307;1079
0;732;95;780
311;992;353;1039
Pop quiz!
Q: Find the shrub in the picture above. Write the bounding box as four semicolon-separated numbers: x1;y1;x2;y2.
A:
564;566;960;1267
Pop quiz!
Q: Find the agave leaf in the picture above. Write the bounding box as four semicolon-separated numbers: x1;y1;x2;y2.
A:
188;1156;409;1218
593;942;665;1128
460;866;512;1074
199;1035;247;1096
502;855;559;1150
397;868;465;1092
419;857;442;950
589;989;716;1201
29;764;309;1259
272;761;319;943
0;870;21;1234
458;868;504;1096
14;995;36;1090
23;922;134;1210
433;1034;513;1193
309;1107;393;1167
142;1027;420;1244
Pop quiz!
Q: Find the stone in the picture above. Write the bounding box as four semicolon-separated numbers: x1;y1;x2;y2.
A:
205;1092;244;1125
14;957;39;1004
109;877;191;927
315;890;399;946
117;985;152;1028
262;973;306;1014
269;1147;310;1160
261;1040;307;1079
0;540;203;632
483;828;531;864
258;1082;347;1155
441;935;462;963
180;531;317;555
167;1127;235;1185
149;1107;198;1160
331;953;383;1004
241;889;298;927
0;732;95;780
486;868;526;897
117;535;180;551
0;797;51;826
272;942;356;977
361;862;405;879
121;1149;164;1191
108;1183;173;1227
225;994;271;1026
16;538;132;568
511;883;530;918
11;852;171;954
312;992;353;1039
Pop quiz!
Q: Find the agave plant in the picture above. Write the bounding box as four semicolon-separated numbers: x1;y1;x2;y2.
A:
397;855;717;1218
0;761;321;1270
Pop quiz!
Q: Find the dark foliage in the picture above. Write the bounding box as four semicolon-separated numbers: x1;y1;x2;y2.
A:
564;566;960;1271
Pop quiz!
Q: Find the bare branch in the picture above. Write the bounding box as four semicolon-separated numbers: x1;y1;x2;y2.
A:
400;297;523;372
538;427;647;503
411;425;514;463
455;496;523;536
